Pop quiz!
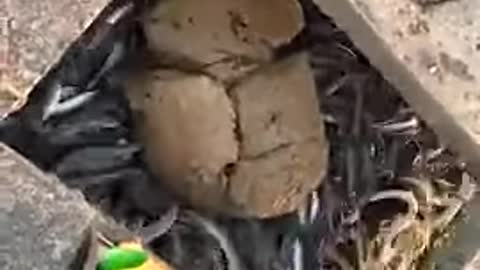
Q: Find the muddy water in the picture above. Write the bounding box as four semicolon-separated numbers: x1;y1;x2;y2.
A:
426;194;480;269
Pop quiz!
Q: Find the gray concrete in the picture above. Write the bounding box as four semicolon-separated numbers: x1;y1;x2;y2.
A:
1;0;110;113
313;0;480;179
0;143;128;270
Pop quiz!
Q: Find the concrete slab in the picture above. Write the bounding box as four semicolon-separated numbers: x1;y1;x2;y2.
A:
0;143;129;270
313;0;480;178
1;0;111;114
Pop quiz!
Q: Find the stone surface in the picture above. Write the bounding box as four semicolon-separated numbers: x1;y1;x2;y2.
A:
142;0;304;82
126;54;329;218
1;0;111;115
312;0;480;179
0;143;127;270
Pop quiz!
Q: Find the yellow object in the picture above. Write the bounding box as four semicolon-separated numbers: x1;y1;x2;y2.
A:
117;241;175;270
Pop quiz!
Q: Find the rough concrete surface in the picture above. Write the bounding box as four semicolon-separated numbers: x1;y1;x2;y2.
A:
1;0;110;114
313;0;480;179
0;143;127;270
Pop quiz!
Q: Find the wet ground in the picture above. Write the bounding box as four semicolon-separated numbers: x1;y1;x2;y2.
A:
0;0;474;269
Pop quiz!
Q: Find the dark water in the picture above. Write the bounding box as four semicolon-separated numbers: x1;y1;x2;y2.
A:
424;196;480;270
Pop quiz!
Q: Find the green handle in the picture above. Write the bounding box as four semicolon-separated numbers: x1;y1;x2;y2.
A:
97;247;148;270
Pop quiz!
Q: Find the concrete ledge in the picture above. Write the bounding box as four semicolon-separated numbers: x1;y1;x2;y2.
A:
1;0;111;113
0;143;128;270
313;0;480;178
